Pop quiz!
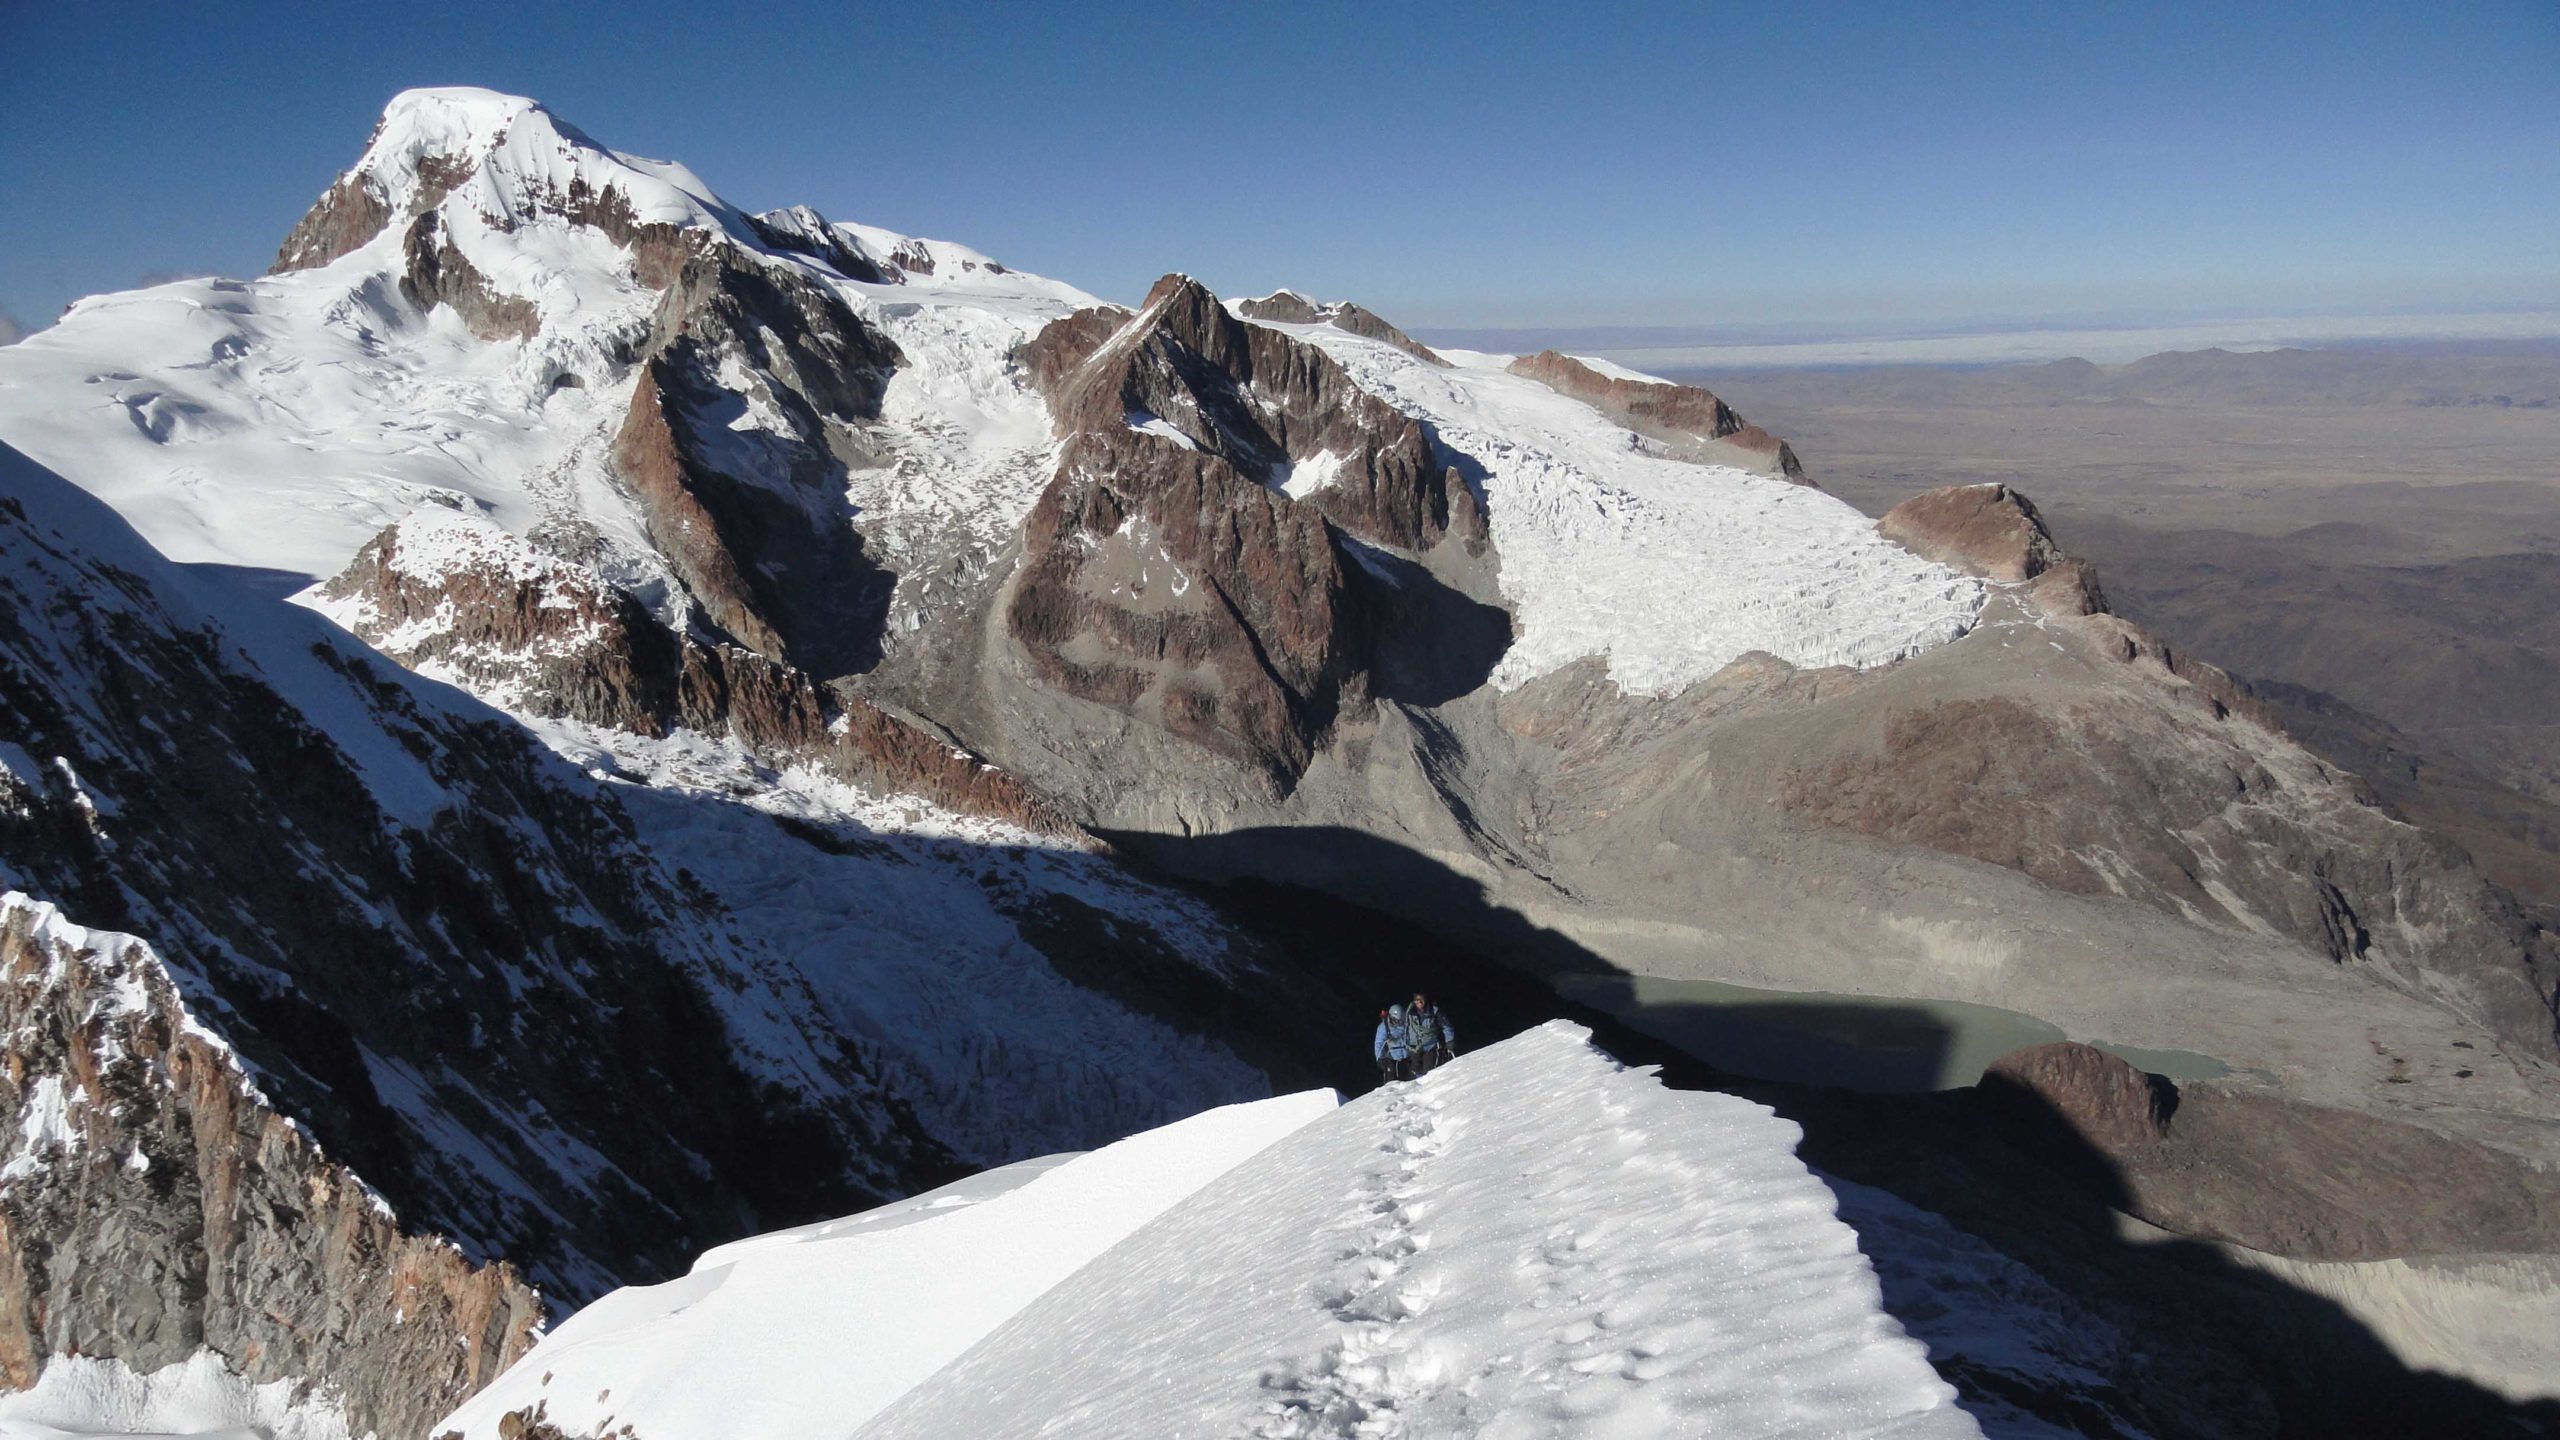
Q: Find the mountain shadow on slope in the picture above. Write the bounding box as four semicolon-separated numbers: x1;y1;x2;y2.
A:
1126;825;2560;1438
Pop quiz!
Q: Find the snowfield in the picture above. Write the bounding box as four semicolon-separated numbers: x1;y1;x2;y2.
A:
1270;325;1990;694
435;1023;1981;1440
438;1090;1336;1440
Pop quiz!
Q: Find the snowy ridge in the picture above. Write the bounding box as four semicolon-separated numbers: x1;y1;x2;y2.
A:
1267;322;1989;694
347;87;745;239
863;1023;1980;1438
438;1090;1337;1439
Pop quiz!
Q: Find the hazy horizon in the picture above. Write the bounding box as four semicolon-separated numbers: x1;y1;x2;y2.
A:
5;1;2555;347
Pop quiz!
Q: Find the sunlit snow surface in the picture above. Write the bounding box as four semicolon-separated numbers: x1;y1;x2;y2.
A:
1276;325;1990;693
0;1352;354;1440
438;1024;1980;1439
438;1090;1338;1440
867;1022;1978;1439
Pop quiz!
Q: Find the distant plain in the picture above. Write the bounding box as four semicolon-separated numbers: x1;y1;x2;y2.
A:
1681;343;2560;909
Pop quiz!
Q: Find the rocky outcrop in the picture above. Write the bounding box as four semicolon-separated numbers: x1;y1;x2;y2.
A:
1775;660;2558;1058
1029;275;1481;555
610;248;905;676
272;171;396;273
321;510;1077;835
990;275;1508;783
1975;1041;2560;1263
0;897;540;1440
1006;426;1377;783
747;205;892;284
398;211;539;341
1977;1041;2174;1151
1505;350;1808;482
1234;291;1449;366
1880;483;2104;614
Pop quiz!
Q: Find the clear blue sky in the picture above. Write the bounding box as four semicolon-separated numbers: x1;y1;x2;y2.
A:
2;0;2553;337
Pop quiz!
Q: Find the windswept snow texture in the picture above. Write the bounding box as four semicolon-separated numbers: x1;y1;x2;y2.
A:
864;1023;1980;1440
0;1351;354;1440
438;1090;1337;1440
1263;320;1989;694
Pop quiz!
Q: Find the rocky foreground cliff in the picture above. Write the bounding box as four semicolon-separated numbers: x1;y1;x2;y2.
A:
0;897;538;1439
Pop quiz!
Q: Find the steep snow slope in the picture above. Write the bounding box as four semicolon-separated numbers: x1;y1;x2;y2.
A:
1264;322;1989;693
865;1023;1979;1439
0;437;1277;1303
438;1090;1336;1439
522;719;1273;1160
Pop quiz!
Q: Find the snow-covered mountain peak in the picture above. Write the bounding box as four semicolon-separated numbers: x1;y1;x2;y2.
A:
276;85;750;277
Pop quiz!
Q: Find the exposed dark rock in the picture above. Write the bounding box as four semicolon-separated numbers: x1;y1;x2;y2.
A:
747;205;892;284
398;211;539;341
1974;1041;2560;1262
272;172;395;273
1027;274;1480;555
1978;1041;2174;1154
610;248;906;675
0;900;540;1440
1005;426;1376;783
1232;290;1325;324
1506;349;1808;482
0;444;955;1305
1777;680;2559;1058
983;275;1514;782
1234;291;1450;366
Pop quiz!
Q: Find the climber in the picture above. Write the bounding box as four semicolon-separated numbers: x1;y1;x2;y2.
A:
1374;1004;1413;1085
1406;993;1455;1074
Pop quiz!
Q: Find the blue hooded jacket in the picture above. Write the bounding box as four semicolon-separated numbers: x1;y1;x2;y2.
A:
1374;1006;1411;1062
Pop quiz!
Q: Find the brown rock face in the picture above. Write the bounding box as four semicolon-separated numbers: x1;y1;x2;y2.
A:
610;249;905;675
1007;426;1374;781
1977;1041;2173;1153
996;275;1514;782
322;514;1077;835
1879;483;2105;614
1506;350;1810;483
1972;1040;2560;1263
0;899;541;1440
398;211;539;342
1032;275;1480;555
272;172;395;273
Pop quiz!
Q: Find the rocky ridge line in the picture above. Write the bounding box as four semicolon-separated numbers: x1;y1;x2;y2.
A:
1505;349;1809;481
319;510;1075;835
